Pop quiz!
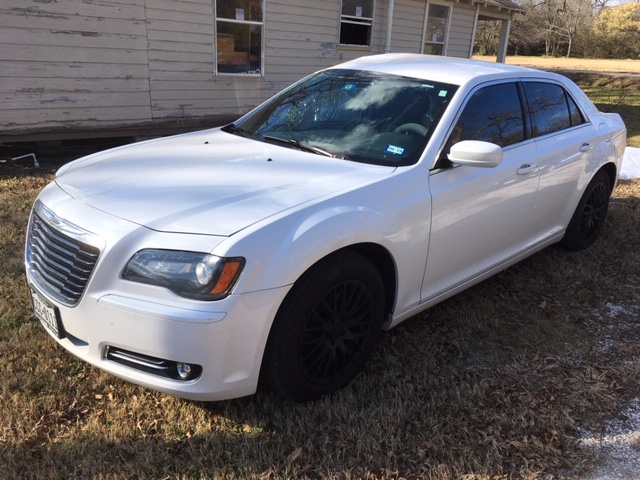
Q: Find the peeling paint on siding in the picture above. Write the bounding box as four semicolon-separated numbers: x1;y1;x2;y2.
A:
51;31;103;37
40;96;76;104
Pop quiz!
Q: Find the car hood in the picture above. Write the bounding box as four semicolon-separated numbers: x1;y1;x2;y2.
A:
55;129;394;236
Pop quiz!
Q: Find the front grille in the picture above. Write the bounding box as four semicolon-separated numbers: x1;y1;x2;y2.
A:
26;204;101;306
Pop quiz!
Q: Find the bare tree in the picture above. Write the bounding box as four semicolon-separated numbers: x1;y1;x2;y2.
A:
552;0;597;57
474;20;501;56
507;0;599;57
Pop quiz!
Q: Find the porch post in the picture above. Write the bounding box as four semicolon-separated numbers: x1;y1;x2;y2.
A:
469;4;480;58
384;0;395;53
496;17;511;63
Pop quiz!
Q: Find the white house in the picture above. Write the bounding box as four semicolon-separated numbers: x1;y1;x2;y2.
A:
1;0;524;141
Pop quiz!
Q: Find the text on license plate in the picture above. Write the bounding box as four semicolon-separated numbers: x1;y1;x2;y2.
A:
30;288;60;338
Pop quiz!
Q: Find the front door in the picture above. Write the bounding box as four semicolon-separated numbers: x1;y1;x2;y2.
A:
421;81;540;301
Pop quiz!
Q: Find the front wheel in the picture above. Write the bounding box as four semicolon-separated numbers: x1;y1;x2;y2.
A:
262;251;386;402
561;170;611;251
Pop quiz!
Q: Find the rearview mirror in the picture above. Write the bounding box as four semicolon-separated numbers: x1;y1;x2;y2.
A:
448;140;503;168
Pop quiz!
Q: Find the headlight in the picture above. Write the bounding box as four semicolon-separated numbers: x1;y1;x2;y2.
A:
122;250;244;301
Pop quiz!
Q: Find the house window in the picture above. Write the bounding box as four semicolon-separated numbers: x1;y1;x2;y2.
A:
423;3;450;55
340;0;374;46
215;0;264;75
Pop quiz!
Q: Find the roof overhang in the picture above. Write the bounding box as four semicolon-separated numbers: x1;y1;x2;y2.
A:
467;0;526;15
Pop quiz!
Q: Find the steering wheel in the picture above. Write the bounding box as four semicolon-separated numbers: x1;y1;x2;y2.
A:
394;123;428;136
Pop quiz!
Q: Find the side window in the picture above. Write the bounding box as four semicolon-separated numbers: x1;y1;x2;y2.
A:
423;3;450;55
451;83;525;148
523;82;574;137
567;94;586;127
340;0;374;46
216;0;264;75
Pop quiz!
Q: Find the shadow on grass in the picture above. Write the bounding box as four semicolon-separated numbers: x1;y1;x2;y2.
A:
0;137;134;171
4;223;640;478
2;181;639;478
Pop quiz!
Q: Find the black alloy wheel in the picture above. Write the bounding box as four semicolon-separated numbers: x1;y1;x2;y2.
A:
579;178;610;245
299;278;376;384
561;170;611;251
262;251;385;402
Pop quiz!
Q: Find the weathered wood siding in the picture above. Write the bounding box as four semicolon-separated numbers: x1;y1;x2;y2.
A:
1;0;488;138
145;1;216;119
373;0;426;53
267;0;343;77
447;2;476;58
1;0;151;135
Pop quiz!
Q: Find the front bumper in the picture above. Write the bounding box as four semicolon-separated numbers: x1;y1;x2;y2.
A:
25;184;290;401
27;278;288;401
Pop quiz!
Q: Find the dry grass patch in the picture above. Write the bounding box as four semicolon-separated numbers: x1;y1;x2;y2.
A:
2;167;639;479
475;56;640;74
565;73;640;148
1;113;640;478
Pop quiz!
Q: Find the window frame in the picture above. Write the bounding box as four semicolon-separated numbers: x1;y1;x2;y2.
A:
448;80;528;148
214;0;265;77
421;1;452;56
339;0;375;47
521;80;589;139
434;79;592;171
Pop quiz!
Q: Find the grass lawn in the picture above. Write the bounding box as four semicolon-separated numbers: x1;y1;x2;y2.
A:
478;55;640;74
1;60;639;479
563;72;640;148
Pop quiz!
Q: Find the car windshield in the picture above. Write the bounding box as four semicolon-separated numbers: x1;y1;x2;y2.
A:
226;69;457;166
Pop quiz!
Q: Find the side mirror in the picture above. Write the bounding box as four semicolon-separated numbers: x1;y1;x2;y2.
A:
447;140;503;168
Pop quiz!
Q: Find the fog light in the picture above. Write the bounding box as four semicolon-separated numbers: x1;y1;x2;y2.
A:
176;362;192;380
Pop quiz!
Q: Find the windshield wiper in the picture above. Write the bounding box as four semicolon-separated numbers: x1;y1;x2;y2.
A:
263;135;338;158
222;123;252;138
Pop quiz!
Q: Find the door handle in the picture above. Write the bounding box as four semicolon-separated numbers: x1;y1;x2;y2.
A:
580;143;594;152
517;163;539;175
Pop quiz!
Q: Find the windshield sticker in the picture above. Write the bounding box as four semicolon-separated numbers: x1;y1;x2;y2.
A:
342;83;357;92
386;144;405;155
422;84;435;89
438;90;448;97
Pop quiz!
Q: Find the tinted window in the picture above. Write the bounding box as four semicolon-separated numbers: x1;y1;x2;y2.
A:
567;94;585;126
452;83;524;147
523;82;573;137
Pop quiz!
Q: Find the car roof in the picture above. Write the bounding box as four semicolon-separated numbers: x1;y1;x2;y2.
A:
333;53;558;87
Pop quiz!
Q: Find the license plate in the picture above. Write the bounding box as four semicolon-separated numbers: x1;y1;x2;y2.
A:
30;288;62;339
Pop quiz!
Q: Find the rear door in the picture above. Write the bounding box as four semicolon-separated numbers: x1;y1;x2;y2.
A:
521;81;597;247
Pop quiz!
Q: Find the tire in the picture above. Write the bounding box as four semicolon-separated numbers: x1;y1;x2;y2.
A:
262;251;385;402
561;170;611;251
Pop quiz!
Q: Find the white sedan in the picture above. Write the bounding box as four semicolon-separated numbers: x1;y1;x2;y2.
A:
25;54;626;402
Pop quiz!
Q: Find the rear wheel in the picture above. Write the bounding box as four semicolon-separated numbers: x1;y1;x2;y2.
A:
561;170;611;251
262;251;385;402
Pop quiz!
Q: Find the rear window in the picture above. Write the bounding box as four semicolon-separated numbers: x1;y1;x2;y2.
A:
523;82;585;137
